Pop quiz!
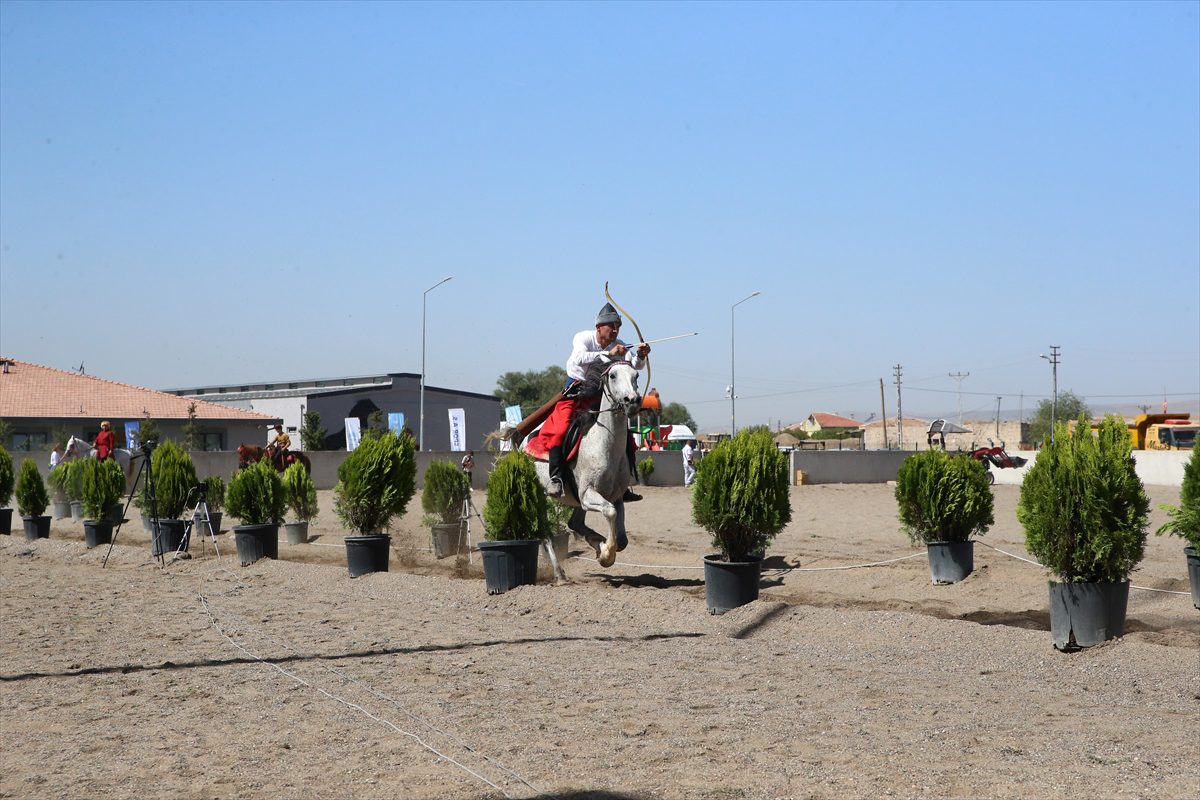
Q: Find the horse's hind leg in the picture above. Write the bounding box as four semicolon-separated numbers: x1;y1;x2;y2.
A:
568;508;606;558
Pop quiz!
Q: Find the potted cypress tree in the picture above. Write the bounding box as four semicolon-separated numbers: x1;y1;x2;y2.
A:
79;458;126;548
894;449;994;583
47;462;73;519
0;446;14;535
149;441;199;556
334;431;416;577
282;462;318;544
1018;415;1150;650
226;459;286;565
421;459;470;559
691;427;792;613
480;450;549;594
15;458;51;540
64;460;86;521
192;475;225;537
1155;446;1199;610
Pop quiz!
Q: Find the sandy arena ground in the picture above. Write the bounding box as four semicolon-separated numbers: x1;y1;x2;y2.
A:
1;483;1197;800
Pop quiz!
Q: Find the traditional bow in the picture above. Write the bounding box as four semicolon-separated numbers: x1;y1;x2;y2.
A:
605;280;649;390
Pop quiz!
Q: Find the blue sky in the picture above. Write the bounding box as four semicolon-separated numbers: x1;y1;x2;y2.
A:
2;0;1197;432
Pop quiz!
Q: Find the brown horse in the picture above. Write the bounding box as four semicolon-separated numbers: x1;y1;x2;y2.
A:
237;444;312;474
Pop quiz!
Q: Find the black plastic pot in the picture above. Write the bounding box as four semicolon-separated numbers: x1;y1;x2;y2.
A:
478;539;540;594
284;521;309;545
83;519;114;549
0;507;12;535
431;522;464;559
52;500;71;519
234;524;279;566
151;518;189;556
926;541;974;584
192;510;223;537
1185;547;1199;611
22;515;51;540
70;501;84;521
703;554;763;614
1048;580;1130;650
345;534;390;577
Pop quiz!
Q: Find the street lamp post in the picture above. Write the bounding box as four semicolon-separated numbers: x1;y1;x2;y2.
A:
420;275;454;451
730;291;761;436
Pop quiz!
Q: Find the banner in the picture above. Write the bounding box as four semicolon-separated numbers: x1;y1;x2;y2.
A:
344;418;362;452
125;421;140;449
387;412;405;436
504;405;523;424
448;408;466;452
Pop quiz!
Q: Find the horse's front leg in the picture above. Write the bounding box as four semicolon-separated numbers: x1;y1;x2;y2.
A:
578;487;618;567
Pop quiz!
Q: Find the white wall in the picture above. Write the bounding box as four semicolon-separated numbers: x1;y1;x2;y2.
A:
991;449;1190;487
243;397;305;443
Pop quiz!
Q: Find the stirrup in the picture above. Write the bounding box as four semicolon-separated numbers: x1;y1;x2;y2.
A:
547;479;564;497
622;489;642;502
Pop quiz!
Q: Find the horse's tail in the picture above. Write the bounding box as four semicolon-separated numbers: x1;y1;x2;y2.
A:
483;422;520;452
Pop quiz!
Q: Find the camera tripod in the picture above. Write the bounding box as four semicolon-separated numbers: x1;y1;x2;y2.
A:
104;441;159;568
185;485;221;559
459;489;485;562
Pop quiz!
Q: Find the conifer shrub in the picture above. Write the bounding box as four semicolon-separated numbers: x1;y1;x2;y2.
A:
637;457;655;482
691;427;791;562
895;449;994;544
421;459;470;525
282;462;319;522
333;431;416;535
1156;446;1200;549
1018;414;1149;583
227;459;286;526
15;458;49;518
481;451;548;541
151;441;198;519
80;458;126;520
203;476;226;512
0;446;15;508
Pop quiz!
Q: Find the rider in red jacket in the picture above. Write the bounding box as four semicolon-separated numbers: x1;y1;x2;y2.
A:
93;421;116;460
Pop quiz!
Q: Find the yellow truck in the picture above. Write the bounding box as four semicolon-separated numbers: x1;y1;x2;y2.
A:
1130;414;1196;450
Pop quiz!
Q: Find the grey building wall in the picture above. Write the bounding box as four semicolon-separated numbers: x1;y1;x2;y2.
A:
305;375;500;452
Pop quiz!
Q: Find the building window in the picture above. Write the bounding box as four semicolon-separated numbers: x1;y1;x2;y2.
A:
200;432;225;451
11;432;49;452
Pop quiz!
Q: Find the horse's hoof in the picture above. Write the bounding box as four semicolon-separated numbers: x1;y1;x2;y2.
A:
616;532;628;551
598;548;616;568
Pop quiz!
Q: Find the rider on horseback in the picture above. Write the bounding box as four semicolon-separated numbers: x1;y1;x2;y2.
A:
534;303;650;499
266;424;291;471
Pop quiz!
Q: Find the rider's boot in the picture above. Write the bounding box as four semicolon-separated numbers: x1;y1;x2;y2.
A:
547;446;565;497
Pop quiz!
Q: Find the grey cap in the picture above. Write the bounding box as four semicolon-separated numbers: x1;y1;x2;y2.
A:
596;302;622;327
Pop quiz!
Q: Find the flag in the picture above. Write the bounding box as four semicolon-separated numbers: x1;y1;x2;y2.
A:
388;412;405;435
344;418;362;451
504;405;523;424
448;408;466;452
125;421;140;449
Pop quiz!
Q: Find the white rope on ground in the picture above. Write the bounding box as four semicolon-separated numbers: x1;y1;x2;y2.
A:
976;541;1189;596
198;594;522;799
203;602;550;799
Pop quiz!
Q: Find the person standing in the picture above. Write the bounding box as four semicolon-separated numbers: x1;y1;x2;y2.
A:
49;443;63;469
682;439;697;487
93;421;116;461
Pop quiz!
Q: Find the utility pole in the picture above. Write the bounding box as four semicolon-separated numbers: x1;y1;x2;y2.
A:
949;371;970;426
879;378;888;450
995;396;1002;438
893;364;904;450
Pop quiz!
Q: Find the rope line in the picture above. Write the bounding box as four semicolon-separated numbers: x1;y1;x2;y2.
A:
976;542;1189;595
198;593;521;798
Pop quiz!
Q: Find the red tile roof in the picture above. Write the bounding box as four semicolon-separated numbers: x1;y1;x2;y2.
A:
810;412;863;429
0;357;274;421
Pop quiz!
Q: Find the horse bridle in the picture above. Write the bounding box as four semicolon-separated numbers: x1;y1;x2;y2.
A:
596;358;641;417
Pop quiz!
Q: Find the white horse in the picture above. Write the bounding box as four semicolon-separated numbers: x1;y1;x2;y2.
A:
62;435;136;484
535;359;642;575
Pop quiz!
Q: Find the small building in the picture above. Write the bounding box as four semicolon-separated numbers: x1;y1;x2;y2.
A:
165;371;501;452
0;357;275;453
797;412;863;435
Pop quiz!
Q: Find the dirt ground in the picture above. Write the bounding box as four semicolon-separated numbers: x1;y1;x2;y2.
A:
2;484;1197;800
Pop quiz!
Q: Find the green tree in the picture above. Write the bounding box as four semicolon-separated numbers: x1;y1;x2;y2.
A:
182;402;201;450
135;415;162;446
495;366;567;417
660;402;697;432
301;410;328;451
1027;390;1089;447
0;419;12;449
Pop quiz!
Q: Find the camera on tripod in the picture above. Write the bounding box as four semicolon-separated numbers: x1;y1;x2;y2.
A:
139;439;158;455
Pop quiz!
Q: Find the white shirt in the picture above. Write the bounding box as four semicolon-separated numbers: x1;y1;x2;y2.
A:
682;443;695;464
565;329;646;383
